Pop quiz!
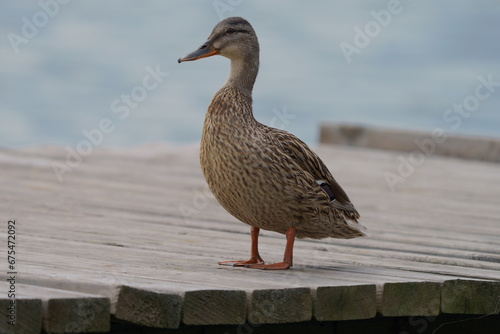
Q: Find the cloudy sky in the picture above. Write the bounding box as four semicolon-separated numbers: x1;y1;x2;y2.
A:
1;0;499;148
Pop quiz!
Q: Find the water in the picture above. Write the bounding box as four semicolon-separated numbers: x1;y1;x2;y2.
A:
1;0;499;148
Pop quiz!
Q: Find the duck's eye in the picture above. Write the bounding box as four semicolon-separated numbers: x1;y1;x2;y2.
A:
226;28;235;34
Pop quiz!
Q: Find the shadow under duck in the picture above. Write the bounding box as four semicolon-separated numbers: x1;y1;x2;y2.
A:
178;17;368;270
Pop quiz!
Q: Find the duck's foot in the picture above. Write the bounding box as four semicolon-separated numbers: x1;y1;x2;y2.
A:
218;256;264;267
245;261;291;270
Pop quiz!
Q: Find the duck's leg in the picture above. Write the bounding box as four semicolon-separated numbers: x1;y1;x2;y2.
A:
245;226;295;270
218;226;265;266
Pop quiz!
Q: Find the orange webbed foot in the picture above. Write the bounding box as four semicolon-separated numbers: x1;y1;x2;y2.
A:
245;261;291;270
218;256;264;267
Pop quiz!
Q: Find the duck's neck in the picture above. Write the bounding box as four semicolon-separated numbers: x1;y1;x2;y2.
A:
224;54;259;96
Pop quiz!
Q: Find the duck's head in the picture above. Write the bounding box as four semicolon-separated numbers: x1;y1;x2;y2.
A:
178;17;259;63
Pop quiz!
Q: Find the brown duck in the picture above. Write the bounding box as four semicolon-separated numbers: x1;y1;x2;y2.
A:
179;17;368;270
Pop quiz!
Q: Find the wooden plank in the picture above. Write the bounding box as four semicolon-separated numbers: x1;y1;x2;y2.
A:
10;217;500;278
248;288;312;324
441;279;500;314
314;284;376;321
0;283;109;333
0;297;42;334
319;123;500;162
1;139;500;330
380;282;442;316
47;297;109;334
13;209;500;284
115;285;182;328
182;289;247;325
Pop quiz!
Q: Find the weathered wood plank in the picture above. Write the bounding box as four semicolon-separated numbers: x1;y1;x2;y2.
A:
1;138;500;329
115;285;182;328
441;279;500;314
319;123;500;162
380;282;442;316
314;284;376;321
0;283;109;333
47;297;109;334
182;289;247;325
248;288;312;324
0;296;42;334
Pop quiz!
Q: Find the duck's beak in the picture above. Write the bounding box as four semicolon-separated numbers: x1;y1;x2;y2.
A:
178;41;219;63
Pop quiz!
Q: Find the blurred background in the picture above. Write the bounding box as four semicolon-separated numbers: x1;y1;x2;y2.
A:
1;0;499;148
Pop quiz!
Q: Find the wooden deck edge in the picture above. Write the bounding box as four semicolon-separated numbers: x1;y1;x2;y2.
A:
0;282;110;334
0;297;42;334
248;287;312;324
17;274;122;313
441;279;500;314
315;284;377;321
4;279;500;331
115;285;183;329
380;281;441;317
319;123;500;162
183;289;246;326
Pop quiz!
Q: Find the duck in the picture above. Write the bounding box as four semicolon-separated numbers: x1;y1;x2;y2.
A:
178;17;368;270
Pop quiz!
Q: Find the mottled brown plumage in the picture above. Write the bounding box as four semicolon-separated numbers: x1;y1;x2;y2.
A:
179;17;368;269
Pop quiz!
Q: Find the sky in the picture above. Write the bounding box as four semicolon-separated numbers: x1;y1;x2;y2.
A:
1;0;499;148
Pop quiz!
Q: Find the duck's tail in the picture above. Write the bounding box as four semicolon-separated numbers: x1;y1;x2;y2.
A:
345;219;370;238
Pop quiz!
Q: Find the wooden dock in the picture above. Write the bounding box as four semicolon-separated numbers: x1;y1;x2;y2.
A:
1;129;500;333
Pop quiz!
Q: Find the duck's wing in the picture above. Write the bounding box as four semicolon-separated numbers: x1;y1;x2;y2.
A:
265;128;360;218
